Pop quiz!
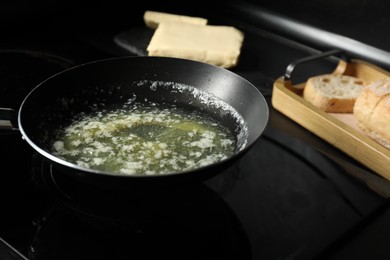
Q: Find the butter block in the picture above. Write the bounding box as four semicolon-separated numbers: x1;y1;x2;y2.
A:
146;22;244;68
144;11;208;29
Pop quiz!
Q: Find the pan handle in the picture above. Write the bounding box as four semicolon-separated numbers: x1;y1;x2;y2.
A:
0;108;19;131
283;49;349;81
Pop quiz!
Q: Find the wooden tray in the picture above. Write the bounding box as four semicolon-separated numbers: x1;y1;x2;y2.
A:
272;50;390;181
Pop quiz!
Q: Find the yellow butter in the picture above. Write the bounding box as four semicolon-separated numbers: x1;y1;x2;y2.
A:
146;21;244;68
144;10;208;29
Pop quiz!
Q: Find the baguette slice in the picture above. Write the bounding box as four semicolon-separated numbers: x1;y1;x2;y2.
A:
146;21;244;68
144;11;208;29
303;74;365;113
353;78;390;149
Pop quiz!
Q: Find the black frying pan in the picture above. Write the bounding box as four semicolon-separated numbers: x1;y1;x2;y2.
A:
3;56;268;190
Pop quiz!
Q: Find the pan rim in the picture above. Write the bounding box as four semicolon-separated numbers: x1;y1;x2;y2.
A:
18;56;269;179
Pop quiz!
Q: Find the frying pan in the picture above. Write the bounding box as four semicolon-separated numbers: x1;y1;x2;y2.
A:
2;56;268;190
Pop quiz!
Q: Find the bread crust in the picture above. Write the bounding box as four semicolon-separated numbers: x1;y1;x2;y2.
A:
303;74;365;113
354;78;390;149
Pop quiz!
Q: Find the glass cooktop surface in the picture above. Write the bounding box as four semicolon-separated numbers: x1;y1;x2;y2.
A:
0;7;387;259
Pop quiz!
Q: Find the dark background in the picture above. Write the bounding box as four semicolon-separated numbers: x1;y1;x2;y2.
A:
3;0;389;69
2;0;389;48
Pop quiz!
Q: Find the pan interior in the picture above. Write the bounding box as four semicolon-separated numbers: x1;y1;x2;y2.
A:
37;80;249;176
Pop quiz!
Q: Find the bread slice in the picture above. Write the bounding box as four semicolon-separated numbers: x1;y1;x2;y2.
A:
146;21;244;68
303;74;365;113
353;78;390;149
144;11;208;29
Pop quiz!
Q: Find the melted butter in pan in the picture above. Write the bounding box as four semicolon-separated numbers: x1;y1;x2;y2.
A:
52;102;236;176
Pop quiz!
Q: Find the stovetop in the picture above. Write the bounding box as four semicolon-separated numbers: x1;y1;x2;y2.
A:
1;2;389;260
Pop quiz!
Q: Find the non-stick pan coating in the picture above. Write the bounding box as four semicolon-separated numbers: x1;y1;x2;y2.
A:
18;56;268;188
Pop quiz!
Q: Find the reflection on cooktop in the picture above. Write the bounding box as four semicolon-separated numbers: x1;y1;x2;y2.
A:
29;154;251;260
206;132;384;259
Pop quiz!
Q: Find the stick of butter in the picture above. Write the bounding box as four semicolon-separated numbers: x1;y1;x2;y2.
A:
144;11;208;29
146;22;244;68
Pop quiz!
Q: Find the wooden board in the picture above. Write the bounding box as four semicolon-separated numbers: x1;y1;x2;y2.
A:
272;58;390;181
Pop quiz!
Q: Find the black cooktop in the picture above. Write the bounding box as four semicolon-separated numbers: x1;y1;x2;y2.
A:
1;3;389;260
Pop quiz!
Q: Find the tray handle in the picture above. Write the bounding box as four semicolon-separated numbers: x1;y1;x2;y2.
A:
282;49;349;93
0;108;19;135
